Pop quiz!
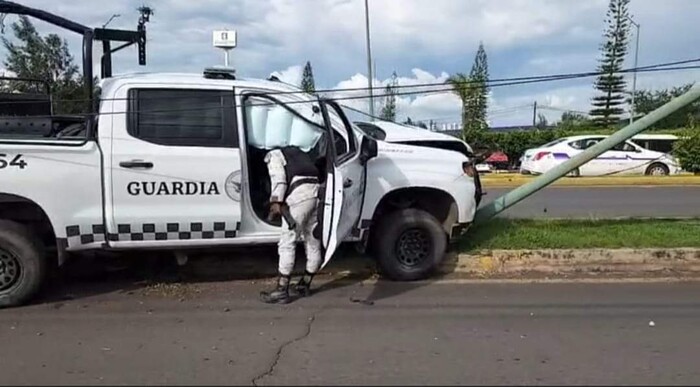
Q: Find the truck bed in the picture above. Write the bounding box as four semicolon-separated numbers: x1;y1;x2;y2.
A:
0;115;86;139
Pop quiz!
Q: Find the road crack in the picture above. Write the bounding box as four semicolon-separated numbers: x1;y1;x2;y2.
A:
251;313;317;386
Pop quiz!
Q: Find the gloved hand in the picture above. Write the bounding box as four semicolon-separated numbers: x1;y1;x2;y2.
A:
267;202;282;222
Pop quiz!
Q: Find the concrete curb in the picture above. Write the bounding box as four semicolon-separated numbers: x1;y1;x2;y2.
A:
186;248;700;281
445;248;700;278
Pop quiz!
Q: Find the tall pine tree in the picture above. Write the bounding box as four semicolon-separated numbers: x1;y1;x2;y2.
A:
447;42;489;142
468;42;489;132
379;71;398;121
301;61;316;93
590;0;630;127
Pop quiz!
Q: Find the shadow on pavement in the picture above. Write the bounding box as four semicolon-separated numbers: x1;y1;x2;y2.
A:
31;244;377;307
353;221;517;304
30;225;513;308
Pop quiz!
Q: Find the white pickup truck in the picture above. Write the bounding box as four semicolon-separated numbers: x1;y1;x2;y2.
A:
0;69;481;307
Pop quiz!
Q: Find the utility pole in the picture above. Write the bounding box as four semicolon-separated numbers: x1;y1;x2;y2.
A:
627;15;640;124
532;101;537;127
364;0;375;120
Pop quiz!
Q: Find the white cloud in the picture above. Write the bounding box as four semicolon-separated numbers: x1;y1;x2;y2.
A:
2;0;700;128
322;67;459;124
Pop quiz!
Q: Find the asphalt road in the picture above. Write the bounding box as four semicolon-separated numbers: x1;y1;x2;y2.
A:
481;186;700;218
2;279;700;385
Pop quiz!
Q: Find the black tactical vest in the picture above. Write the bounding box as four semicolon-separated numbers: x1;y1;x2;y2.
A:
279;146;319;184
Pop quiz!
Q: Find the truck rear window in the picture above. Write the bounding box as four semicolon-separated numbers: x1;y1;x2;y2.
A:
128;89;237;148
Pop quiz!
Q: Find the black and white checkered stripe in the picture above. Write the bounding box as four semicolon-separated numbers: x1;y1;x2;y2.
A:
65;221;241;247
66;224;106;247
351;219;372;239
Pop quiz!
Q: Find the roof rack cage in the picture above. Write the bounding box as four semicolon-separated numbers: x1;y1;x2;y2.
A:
0;1;150;114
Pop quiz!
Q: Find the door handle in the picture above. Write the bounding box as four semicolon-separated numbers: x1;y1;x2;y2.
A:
119;160;154;169
343;178;353;188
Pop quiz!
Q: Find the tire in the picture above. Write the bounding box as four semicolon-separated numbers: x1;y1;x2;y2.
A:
645;163;669;176
371;208;447;281
566;168;581;178
0;220;47;308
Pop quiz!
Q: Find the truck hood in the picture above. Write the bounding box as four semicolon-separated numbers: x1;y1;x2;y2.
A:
374;141;467;177
354;120;473;154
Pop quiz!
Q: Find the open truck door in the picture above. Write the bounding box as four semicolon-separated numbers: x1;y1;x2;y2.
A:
318;99;370;269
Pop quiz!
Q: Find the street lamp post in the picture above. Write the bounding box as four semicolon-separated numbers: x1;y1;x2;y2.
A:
627;16;640;124
103;14;120;28
364;0;375;120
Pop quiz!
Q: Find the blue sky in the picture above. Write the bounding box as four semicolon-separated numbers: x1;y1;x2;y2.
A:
3;0;700;127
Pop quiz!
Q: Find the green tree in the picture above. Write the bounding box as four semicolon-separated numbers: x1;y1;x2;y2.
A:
469;42;489;131
557;111;591;130
590;0;631;127
379;71;398;121
301;61;316;93
448;43;489;145
403;116;414;125
415;121;428;129
1;16;86;114
535;113;549;129
631;84;699;129
673;125;700;174
447;73;473;129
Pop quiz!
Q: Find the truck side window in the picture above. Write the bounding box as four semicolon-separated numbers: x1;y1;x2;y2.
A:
324;103;356;163
128;89;237;148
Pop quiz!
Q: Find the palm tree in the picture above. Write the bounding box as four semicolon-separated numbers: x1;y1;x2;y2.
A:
447;73;473;134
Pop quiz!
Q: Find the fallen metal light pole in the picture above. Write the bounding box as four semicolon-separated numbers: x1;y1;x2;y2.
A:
474;84;700;223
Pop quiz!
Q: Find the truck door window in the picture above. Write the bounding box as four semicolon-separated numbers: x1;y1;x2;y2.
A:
128;89;237;148
324;102;357;164
242;95;325;152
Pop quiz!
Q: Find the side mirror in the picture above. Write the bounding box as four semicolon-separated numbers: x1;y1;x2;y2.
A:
360;136;378;164
472;149;491;164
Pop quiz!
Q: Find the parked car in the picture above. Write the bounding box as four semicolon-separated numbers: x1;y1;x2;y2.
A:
520;134;681;176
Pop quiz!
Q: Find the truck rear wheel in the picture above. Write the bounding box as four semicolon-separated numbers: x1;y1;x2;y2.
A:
372;208;447;281
0;220;47;308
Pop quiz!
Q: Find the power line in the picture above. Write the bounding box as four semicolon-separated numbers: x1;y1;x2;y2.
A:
2;63;700;119
537;105;592;116
1;57;698;108
331;64;700;102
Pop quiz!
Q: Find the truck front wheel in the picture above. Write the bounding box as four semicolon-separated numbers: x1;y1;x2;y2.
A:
372;208;447;281
0;220;47;308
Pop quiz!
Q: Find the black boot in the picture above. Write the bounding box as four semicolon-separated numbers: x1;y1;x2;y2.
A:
291;271;315;298
260;274;292;304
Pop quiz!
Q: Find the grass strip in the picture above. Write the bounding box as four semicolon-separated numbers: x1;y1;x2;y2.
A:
480;173;700;187
459;218;700;251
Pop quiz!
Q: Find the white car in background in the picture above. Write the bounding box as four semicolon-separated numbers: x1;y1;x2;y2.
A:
520;134;682;176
